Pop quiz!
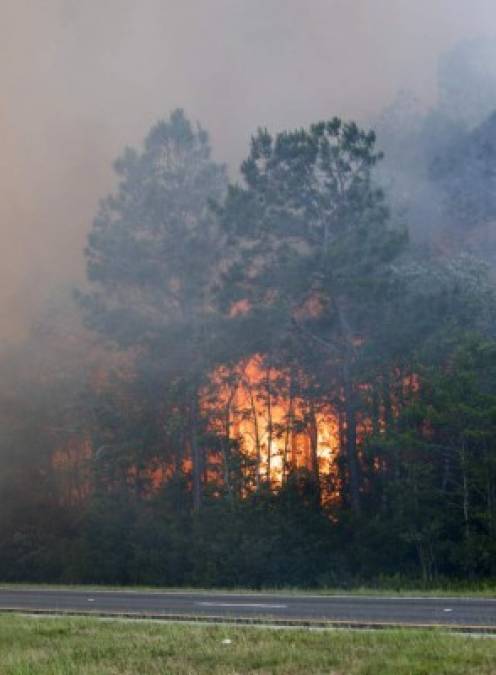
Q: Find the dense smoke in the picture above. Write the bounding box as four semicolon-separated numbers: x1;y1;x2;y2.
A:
2;0;496;342
2;2;496;588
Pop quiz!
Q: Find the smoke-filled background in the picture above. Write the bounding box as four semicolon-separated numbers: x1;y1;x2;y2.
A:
2;0;496;343
3;0;496;590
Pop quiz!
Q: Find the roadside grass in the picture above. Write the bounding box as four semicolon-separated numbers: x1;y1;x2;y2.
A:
1;615;496;674
2;581;496;598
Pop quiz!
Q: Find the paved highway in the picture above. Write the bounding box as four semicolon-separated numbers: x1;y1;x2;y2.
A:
0;588;495;629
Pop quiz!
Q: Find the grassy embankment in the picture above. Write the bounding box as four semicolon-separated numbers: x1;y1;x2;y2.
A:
2;581;496;597
1;614;496;674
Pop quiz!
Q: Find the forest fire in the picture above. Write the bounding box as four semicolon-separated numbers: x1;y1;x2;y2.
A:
4;23;496;595
47;351;419;508
204;355;340;488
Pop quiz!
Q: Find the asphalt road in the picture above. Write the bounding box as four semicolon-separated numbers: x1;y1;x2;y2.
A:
1;588;496;629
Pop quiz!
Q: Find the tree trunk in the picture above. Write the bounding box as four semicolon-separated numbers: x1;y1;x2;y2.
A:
371;385;380;437
222;386;236;501
460;438;470;542
247;383;262;491
343;370;361;515
308;402;320;484
282;381;294;485
265;366;273;483
382;372;393;432
482;440;495;537
191;393;202;512
336;299;361;515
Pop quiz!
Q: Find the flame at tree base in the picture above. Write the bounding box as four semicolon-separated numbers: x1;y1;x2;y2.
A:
204;355;341;490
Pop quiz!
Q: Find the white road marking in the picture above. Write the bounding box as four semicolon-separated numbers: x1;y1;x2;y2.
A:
3;588;495;603
197;602;287;609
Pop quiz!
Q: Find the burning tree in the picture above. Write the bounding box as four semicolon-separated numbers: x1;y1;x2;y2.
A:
217;118;407;512
79;111;416;513
2;107;496;586
80;109;227;510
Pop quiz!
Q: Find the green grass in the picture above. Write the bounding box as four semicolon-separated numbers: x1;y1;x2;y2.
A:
0;614;496;674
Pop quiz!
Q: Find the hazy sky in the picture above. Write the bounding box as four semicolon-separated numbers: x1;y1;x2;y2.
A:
2;0;496;341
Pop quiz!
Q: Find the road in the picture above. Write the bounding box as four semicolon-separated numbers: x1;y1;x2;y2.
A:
0;588;495;629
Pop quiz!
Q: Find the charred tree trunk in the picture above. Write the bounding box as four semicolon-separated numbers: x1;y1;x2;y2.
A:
343;368;360;515
266;366;273;483
336;299;361;515
247;383;262;491
308;402;320;485
371;385;380;437
382;371;393;432
222;386;236;501
191;393;202;512
460;438;470;544
282;380;295;485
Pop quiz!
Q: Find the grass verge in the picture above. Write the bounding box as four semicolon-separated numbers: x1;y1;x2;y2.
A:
0;614;496;674
2;581;496;598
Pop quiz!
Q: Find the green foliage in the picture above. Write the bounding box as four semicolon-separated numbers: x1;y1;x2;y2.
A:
364;339;496;580
81;108;227;352
1;109;496;589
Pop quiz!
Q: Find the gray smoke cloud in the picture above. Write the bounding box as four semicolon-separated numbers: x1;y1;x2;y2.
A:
2;0;496;341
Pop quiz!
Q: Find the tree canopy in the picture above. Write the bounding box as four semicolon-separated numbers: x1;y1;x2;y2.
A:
1;108;496;587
